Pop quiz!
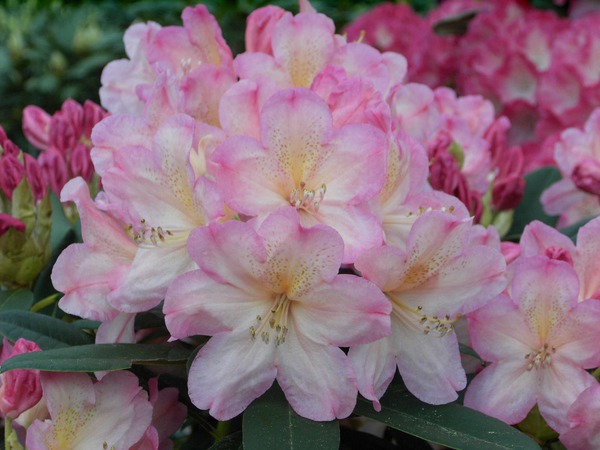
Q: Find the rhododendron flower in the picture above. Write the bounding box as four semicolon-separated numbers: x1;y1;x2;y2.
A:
214;88;387;263
100;5;234;120
0;338;42;419
560;382;600;449
234;5;406;97
164;207;391;421
349;211;506;408
464;256;600;432
26;371;154;450
89;113;226;312
541;108;600;227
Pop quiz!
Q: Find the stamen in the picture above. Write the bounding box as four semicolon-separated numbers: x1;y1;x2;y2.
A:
289;181;326;213
250;293;291;346
391;298;460;337
524;343;555;371
126;218;181;247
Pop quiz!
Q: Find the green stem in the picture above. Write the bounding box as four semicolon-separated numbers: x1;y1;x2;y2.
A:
30;293;59;313
214;420;231;442
5;417;24;450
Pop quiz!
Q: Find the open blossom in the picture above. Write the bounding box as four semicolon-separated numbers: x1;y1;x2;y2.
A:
26;371;155;450
464;256;600;432
214;87;387;263
100;4;234;124
0;338;42;420
164;207;391;421
234;4;406;97
349;211;506;408
541;108;600;227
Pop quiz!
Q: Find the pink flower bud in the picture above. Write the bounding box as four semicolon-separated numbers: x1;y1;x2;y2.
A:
0;154;25;199
572;158;600;196
69;143;94;182
0;213;26;237
0;338;43;419
22;106;51;151
492;173;525;210
245;5;287;54
38;148;69;195
23;153;47;202
82;100;107;139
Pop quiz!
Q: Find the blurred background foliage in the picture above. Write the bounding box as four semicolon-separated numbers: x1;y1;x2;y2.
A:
0;0;564;150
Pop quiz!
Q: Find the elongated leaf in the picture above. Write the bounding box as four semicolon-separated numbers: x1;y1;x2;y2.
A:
0;289;34;312
0;343;191;373
243;385;340;450
208;432;242;450
354;381;540;450
505;167;561;240
0;311;93;349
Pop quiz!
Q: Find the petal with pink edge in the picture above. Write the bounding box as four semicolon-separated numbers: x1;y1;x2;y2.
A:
464;359;538;425
164;269;268;339
276;326;357;421
293;274;391;346
188;330;276;421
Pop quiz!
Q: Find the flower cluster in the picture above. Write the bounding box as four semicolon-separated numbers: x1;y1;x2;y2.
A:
3;1;600;449
348;0;600;174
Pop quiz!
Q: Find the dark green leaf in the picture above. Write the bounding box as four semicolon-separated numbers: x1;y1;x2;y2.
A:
505;167;561;241
354;381;540;450
208;431;243;450
0;311;93;349
0;343;191;373
0;289;34;312
243;385;340;450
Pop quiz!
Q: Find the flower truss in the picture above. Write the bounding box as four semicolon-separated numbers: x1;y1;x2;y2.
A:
2;1;600;449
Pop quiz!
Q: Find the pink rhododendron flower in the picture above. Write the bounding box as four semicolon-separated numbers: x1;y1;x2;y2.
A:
560;382;600;449
214;88;387;263
100;5;234;121
164;207;391;421
234;6;406;97
0;338;42;419
464;256;600;432
89;112;226;313
147;378;187;450
350;211;506;408
542;108;600;226
52;178;137;322
26;371;154;450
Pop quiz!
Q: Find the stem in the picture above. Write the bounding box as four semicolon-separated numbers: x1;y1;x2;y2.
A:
5;417;24;450
30;293;59;313
214;420;231;442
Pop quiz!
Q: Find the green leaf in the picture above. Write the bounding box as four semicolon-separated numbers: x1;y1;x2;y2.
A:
0;343;192;373
243;385;340;450
433;9;478;36
354;381;540;450
0;310;93;349
208;431;243;450
0;289;34;311
505;167;561;241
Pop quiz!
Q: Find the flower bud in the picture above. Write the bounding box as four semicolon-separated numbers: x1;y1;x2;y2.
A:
0;338;43;419
22;106;51;151
0;153;24;199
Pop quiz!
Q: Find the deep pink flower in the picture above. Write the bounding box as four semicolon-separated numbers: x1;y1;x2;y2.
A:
0;338;42;419
164;208;391;421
